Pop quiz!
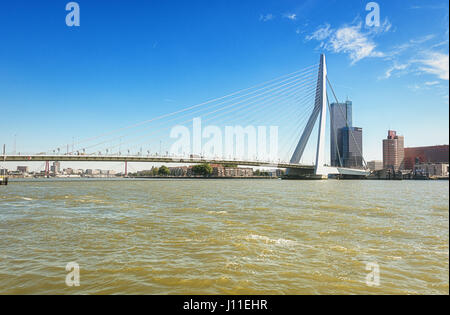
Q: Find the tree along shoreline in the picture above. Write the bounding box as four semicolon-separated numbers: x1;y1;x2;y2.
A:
128;163;282;178
128;176;280;179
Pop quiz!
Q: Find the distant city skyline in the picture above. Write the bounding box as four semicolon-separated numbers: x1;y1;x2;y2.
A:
0;0;448;171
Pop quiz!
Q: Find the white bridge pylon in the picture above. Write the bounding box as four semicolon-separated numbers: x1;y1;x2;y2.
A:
290;54;370;177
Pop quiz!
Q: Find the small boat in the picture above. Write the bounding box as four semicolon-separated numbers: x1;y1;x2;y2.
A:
0;176;8;186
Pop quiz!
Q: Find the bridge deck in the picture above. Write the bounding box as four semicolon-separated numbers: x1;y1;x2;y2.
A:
2;155;314;170
3;155;370;175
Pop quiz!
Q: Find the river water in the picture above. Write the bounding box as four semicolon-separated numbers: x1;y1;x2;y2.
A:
0;179;448;294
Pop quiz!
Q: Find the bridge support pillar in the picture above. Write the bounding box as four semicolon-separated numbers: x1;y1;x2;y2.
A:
289;54;329;179
124;161;128;177
45;161;50;178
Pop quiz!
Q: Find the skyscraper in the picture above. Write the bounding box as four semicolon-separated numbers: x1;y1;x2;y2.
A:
383;130;404;171
342;127;364;168
330;100;353;166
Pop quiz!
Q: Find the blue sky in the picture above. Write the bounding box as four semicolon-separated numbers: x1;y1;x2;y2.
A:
0;0;448;170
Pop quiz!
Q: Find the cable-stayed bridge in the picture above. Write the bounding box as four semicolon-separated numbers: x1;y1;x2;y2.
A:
2;54;370;179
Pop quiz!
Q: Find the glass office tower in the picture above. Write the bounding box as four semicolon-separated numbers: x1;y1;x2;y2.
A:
330;101;352;166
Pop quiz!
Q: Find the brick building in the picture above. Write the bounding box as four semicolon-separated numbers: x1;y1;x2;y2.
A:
211;164;253;177
383;130;405;171
404;145;449;170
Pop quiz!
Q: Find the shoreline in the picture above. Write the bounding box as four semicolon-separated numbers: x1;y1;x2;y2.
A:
5;176;449;183
7;176;280;183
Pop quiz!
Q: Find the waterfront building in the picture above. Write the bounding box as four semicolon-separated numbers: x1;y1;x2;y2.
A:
17;166;29;174
265;169;286;177
63;168;85;176
341;127;364;168
330;101;352;166
211;165;225;177
84;169;103;176
383;130;404;171
404;145;449;170
224;167;253;177
367;160;383;171
211;165;253;177
169;166;190;177
51;161;61;175
276;169;285;177
414;162;449;177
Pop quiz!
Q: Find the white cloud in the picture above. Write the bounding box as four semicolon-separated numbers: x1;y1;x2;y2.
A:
306;23;384;64
306;24;332;41
305;17;449;84
407;81;447;93
381;18;393;33
431;40;450;49
366;17;393;35
382;34;449;82
283;13;297;21
259;14;274;22
335;25;383;63
329;24;384;64
382;52;449;82
407;84;422;91
386;34;436;60
416;52;449;80
410;34;436;44
382;63;409;79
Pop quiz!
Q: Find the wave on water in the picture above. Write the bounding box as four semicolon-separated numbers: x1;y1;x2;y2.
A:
246;234;297;247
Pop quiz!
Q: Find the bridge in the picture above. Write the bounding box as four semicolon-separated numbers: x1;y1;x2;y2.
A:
2;154;368;177
1;54;370;179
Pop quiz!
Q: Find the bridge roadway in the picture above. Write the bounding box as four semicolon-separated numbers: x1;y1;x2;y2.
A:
2;155;314;170
3;155;371;176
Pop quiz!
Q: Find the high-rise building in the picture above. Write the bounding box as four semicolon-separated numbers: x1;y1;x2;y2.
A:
341;127;364;168
330;101;353;166
329;100;363;168
383;130;404;171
